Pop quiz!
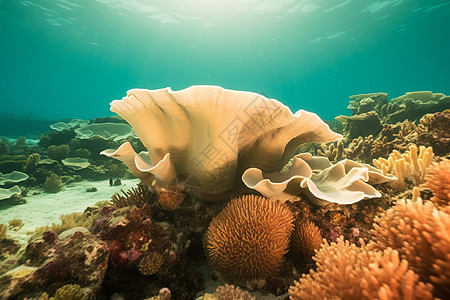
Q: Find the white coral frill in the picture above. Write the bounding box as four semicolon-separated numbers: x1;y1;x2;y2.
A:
242;153;396;205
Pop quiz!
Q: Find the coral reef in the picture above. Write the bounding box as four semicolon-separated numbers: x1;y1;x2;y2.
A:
370;198;450;298
204;195;294;284
423;158;450;207
1;228;108;299
289;237;433;300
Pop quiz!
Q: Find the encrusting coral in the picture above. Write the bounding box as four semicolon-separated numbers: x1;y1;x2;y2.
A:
423;158;449;207
373;144;434;191
289;237;433;300
204;194;294;284
370;198;450;298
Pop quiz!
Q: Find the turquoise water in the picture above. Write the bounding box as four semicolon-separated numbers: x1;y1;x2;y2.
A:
0;0;449;121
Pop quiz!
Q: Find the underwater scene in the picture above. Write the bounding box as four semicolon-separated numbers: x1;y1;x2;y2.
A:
0;0;449;299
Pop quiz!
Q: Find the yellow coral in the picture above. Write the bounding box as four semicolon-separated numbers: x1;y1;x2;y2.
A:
373;144;434;191
204;195;294;283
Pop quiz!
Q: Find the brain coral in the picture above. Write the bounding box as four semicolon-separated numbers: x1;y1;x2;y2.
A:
204;195;294;283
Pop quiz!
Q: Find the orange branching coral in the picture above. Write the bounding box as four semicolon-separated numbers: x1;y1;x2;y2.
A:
371;198;450;298
204;195;294;283
138;251;164;276
373;144;434;191
423;158;450;207
290;220;322;264
289;237;433;300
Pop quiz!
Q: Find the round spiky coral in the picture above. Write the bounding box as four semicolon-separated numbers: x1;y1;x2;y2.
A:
290;220;322;266
204;195;294;283
424;158;450;207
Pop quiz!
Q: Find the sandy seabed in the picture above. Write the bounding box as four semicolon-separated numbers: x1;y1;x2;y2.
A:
0;178;140;244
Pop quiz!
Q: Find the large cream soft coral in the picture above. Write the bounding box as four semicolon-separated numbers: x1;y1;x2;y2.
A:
102;86;341;202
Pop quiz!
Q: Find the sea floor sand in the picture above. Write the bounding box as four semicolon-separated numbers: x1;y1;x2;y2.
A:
0;178;140;244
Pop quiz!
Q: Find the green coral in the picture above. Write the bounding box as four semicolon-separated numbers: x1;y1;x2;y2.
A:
53;284;86;300
73;148;91;159
40;284;86;300
47;144;70;160
23;153;41;173
43;174;63;193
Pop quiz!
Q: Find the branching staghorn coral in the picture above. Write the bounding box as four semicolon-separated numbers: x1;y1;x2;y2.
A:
373;144;434;191
370;198;450;298
289;237;433;300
